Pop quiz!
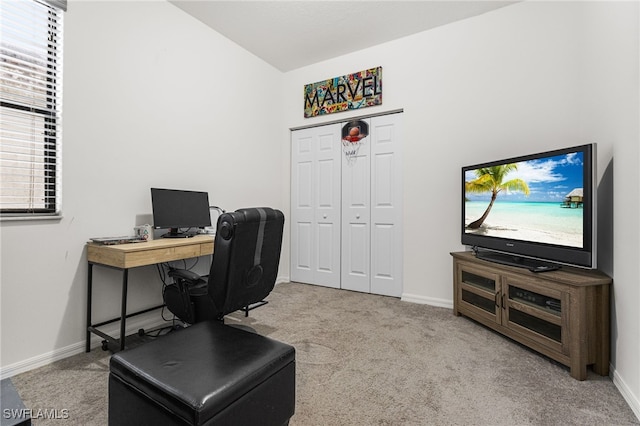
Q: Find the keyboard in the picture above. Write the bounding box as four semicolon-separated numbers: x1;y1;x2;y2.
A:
90;236;147;245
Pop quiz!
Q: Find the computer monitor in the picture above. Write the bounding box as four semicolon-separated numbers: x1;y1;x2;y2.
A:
151;188;211;238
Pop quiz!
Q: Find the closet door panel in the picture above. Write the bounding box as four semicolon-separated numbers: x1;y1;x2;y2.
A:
291;136;315;284
291;125;341;288
314;128;341;287
343;223;370;292
296;162;313;209
341;119;371;293
294;222;312;269
370;114;403;297
372;223;395;283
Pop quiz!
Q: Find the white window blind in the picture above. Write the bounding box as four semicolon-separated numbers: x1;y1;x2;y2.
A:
1;0;65;216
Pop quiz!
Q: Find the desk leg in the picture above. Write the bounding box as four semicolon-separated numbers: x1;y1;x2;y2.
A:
86;263;93;353
120;269;129;351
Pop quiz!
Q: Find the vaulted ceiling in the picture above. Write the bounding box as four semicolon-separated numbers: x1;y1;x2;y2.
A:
169;1;519;72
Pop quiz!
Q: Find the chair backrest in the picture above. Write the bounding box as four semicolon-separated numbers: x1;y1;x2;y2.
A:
206;207;284;319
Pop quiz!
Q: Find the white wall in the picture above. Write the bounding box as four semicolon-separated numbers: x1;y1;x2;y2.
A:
0;1;285;372
282;0;638;416
578;1;640;412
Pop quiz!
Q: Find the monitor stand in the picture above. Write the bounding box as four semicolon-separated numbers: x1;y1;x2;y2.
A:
162;228;195;238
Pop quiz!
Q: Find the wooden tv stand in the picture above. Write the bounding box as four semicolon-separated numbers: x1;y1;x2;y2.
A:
451;251;612;380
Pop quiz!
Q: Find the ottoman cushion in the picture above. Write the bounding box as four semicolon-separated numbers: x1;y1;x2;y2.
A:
109;321;295;425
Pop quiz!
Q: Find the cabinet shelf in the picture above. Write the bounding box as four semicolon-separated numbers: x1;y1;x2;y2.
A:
461;270;496;292
451;251;611;381
461;288;496;314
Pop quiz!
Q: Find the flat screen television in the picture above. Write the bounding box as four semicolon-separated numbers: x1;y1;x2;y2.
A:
151;188;211;238
461;143;597;270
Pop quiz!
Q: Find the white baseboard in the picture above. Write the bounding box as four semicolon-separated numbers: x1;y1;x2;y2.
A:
611;364;640;421
0;341;85;381
276;275;290;285
2;277;293;380
401;292;453;309
0;313;168;380
1;278;293;380
0;289;445;379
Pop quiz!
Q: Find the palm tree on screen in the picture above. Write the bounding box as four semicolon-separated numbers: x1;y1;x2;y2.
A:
466;164;530;229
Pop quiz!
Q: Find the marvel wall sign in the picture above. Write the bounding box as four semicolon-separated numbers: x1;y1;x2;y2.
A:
303;66;382;118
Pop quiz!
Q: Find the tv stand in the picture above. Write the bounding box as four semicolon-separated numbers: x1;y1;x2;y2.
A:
474;249;560;273
451;251;611;380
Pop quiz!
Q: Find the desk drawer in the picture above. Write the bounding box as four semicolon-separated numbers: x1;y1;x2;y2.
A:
88;237;213;269
87;245;124;268
124;245;202;268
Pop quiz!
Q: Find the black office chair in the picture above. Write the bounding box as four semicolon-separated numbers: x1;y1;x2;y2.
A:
109;207;294;425
163;207;285;325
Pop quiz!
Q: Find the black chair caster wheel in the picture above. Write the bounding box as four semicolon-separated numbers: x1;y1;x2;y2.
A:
101;340;109;351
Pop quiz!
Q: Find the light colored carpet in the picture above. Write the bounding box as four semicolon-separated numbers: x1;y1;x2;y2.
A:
11;282;639;425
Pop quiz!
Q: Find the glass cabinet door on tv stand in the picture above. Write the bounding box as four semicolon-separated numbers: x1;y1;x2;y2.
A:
451;251;611;381
456;264;501;325
502;275;569;356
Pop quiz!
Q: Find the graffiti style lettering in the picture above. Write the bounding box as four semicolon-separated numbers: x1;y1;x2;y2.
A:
303;67;382;117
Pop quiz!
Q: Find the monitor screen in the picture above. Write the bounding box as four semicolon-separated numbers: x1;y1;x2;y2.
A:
151;188;211;238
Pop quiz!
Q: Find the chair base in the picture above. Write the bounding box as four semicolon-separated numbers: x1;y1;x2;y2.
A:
109;321;295;426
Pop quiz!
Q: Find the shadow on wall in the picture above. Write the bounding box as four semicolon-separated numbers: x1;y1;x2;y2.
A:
597;157;614;370
597;158;613;276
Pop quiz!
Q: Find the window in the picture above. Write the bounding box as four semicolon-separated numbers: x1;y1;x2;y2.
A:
1;0;66;217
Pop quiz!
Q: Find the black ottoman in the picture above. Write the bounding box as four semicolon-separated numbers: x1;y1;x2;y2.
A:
108;321;295;426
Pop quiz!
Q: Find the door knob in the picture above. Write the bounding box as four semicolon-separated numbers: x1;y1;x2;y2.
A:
323;214;327;219
356;214;360;219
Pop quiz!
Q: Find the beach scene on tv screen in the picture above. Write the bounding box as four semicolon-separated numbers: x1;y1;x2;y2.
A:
464;151;584;248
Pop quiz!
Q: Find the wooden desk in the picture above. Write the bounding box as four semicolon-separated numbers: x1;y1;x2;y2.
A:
86;235;214;352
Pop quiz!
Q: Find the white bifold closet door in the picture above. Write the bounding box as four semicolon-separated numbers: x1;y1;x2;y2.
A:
291;113;403;297
290;124;342;288
340;118;371;293
341;114;403;297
